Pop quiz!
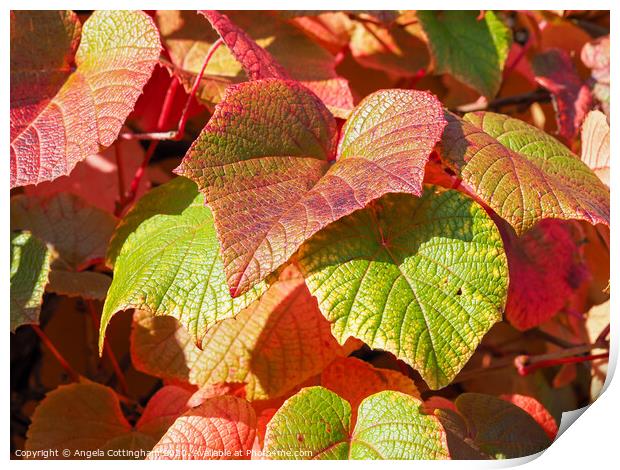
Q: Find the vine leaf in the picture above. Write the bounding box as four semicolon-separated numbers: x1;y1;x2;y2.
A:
532;49;592;143
10;10;161;188
147;395;257;460
501;219;589;331
11;193;116;302
101;177;266;354
435;393;552;459
157;10;353;117
499;394;558;440
580;110;610;187
177;80;446;297
10;231;52;331
25;383;193;459
264;387;449;460
581;35;610;116
297;189;508;390
349;12;429;77
417;10;511;99
320;357;419;423
198;10;290;80
438;111;610;235
131;265;355;400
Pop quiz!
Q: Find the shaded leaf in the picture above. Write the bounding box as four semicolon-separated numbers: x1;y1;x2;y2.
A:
532;49;592;143
11;193;116;271
101;177;265;353
438;111;610;235
500;394;558;440
10;10;160;187
46;270;111;301
436;393;552;459
580;110;609;186
264;387;448;459
502;219;589;330
157;10;353;117
23;139;149;214
178;80;445;297
10;231;52;331
418;10;512;98
349;14;429;76
25;383;191;459
297;189;508;389
131;265;352;400
147;395;256;460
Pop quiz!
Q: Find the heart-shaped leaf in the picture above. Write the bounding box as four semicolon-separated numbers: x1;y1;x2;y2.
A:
10;10;161;188
178;79;446;296
25;383;192;459
297;188;508;389
147;395;257;460
435;393;552;459
131;265;353;400
417;10;511;99
101;177;265;353
438;111;610;235
10;231;52;331
264;387;449;459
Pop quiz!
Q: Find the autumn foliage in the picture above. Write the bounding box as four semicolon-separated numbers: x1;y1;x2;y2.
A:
10;10;610;460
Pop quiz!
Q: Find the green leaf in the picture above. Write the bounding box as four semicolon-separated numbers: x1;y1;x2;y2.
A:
264;387;448;459
130;266;352;400
10;231;53;331
100;177;266;353
418;10;511;98
178;79;446;297
437;393;552;459
297;188;508;389
438;111;610;235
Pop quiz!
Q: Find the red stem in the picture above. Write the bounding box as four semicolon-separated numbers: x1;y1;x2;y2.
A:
32;325;80;382
516;352;609;376
87;301;128;395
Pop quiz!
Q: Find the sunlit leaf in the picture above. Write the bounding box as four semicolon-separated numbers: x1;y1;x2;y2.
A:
130;265;352;400
10;10;160;187
438;111;610;235
178;80;445;296
101;177;265;354
147;395;256;460
581;110;609;186
264;387;449;459
297;189;508;389
10;231;52;331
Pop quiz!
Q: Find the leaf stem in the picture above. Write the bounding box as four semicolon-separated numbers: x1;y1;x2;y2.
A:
86;300;128;395
31;325;80;382
120;38;224;142
516;352;609;376
454;89;551;113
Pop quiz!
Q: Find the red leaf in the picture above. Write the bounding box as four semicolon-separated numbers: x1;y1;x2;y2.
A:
532;48;592;143
500;394;558;440
178;79;445;296
147;395;257;460
501;219;589;330
10;11;161;188
198;10;290;81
